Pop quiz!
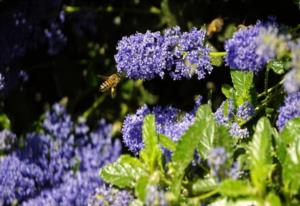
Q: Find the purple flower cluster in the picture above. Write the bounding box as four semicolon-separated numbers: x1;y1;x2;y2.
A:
145;186;168;206
207;147;241;180
87;185;133;206
0;129;16;151
0;103;121;205
207;147;228;178
284;40;300;94
237;101;255;121
225;20;277;72
215;100;254;138
0;73;5;90
122;97;201;155
276;92;300;131
115;27;212;80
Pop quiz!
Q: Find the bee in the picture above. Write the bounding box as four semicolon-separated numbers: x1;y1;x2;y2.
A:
98;73;121;98
207;17;224;37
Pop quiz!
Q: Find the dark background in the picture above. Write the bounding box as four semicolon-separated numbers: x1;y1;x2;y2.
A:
0;0;299;135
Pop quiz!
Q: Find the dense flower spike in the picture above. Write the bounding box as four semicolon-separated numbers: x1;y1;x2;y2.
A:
0;103;121;205
115;31;167;79
115;27;212;80
225;20;276;72
122;98;201;154
276;92;300;130
87;185;133;206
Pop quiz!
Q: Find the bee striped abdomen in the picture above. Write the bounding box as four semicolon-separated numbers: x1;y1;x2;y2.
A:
99;73;121;92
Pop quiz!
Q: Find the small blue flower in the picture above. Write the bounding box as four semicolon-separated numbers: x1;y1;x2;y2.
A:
276;92;300;131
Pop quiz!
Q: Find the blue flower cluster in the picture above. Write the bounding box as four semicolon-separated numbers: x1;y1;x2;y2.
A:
145;186;168;206
0;103;121;205
215;100;255;138
284;40;300;94
0;73;4;90
87;185;133;206
122;97;201;155
207;147;241;181
225;20;277;72
0;129;16;151
115;27;212;80
276;92;300;131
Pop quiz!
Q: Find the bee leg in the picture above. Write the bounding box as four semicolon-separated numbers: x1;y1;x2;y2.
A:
111;87;116;98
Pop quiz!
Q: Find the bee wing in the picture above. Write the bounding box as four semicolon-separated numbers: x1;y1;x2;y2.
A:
97;75;109;80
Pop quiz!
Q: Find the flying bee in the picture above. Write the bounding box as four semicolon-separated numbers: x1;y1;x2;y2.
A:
98;73;121;98
207;17;224;37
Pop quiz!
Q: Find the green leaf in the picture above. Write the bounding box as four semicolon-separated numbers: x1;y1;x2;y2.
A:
277;118;300;162
170;105;213;198
129;199;144;206
135;176;149;202
282;138;300;195
0;114;11;129
196;106;218;158
218;180;255;197
221;84;234;99
158;134;176;152
230;70;253;103
100;155;147;188
267;59;289;75
190;176;218;195
140;115;163;172
265;193;281;206
248;117;273;195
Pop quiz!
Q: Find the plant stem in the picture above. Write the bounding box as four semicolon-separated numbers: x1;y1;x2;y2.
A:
82;93;107;119
209;52;227;57
257;79;284;99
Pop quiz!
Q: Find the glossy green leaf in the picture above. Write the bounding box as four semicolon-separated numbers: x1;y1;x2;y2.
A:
218;180;255;197
248;117;273;194
221;84;234;99
277;118;300;162
0;114;11;129
267;59;289;75
196;105;218;158
135;176;149;202
230;70;253;101
190;177;218;195
265;193;282;206
140;115;163;172
169;105;214;198
100;155;147;188
158;134;176;152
